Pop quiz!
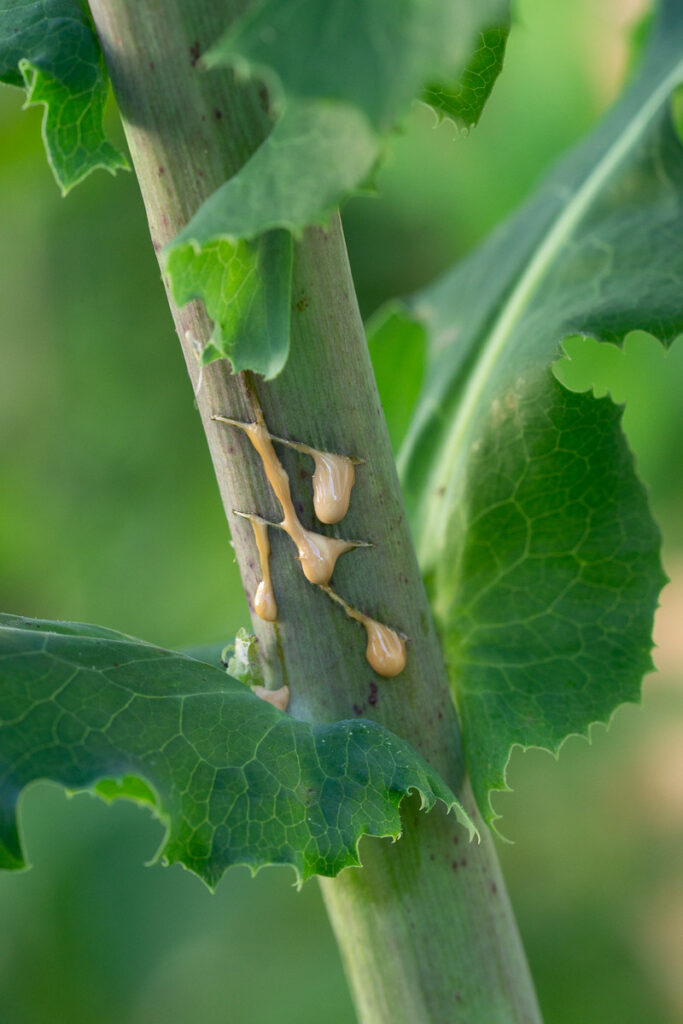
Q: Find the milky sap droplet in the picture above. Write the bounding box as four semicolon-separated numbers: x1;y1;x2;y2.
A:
297;532;356;585
251;684;290;712
254;579;277;622
364;619;406;678
312;453;356;524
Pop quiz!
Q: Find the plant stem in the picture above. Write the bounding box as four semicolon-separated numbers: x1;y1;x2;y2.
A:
89;2;542;1020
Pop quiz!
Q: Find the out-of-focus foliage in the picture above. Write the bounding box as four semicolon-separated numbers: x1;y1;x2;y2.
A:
1;1;682;1023
424;23;509;130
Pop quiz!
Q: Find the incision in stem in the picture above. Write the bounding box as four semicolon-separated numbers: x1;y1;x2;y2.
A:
212;410;407;679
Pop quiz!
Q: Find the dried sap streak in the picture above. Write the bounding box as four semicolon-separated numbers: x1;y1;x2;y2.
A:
275;440;359;524
240;419;362;585
243;429;361;526
322;586;407;678
248;516;277;622
213;412;407;679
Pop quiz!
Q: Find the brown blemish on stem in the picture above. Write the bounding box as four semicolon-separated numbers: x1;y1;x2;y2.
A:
273;620;290;691
258;83;270;114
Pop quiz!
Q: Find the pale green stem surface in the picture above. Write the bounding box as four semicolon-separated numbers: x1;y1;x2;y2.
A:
88;2;542;1020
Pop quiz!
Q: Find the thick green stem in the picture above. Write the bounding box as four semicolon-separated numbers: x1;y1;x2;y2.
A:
89;2;541;1021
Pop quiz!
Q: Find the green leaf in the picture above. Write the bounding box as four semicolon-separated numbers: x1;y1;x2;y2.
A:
165;232;292;379
164;101;377;374
423;23;510;131
170;102;379;246
366;301;426;453
0;0;128;193
442;376;664;822
0;615;475;886
166;0;508;379
387;0;682;823
207;0;508;131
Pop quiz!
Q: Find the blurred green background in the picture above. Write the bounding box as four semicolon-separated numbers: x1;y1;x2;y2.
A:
1;1;683;1021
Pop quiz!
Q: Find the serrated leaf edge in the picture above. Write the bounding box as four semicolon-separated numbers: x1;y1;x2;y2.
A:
0;623;478;889
8;759;476;892
477;585;666;838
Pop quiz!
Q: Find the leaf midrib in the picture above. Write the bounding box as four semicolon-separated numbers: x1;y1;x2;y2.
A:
407;54;683;567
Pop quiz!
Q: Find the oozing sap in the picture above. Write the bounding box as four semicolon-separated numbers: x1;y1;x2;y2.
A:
214;412;407;680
